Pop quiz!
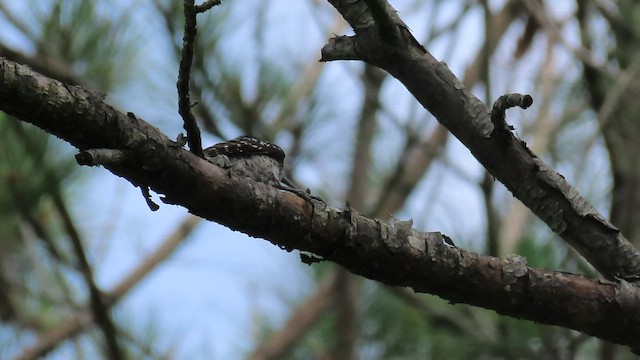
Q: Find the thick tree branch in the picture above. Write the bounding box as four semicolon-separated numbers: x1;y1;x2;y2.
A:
321;0;640;282
3;58;640;350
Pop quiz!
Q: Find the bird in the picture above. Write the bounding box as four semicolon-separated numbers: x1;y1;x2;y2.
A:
203;136;322;205
203;135;286;187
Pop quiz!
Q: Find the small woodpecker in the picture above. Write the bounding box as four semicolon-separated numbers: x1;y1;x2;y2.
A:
203;136;321;202
203;136;287;187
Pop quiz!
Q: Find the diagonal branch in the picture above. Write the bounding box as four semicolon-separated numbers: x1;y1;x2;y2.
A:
3;57;640;350
321;0;640;283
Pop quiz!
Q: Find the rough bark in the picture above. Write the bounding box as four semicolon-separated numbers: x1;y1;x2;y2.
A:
3;57;640;350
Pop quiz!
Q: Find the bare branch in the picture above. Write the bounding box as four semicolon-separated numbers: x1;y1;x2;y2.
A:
194;0;221;13
320;35;362;61
153;0;225;138
178;0;204;157
490;93;533;141
75;148;132;166
3;58;640;349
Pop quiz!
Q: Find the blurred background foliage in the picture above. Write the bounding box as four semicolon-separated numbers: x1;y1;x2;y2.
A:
0;0;638;359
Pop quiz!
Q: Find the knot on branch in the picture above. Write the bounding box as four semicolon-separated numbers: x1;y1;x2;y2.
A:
490;93;533;142
75;148;131;167
320;36;361;62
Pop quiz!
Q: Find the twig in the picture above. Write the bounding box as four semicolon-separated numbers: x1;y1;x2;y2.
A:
75;148;131;166
75;146;160;211
490;93;533;141
194;0;221;13
152;0;225;138
177;0;204;157
139;185;161;211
